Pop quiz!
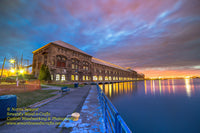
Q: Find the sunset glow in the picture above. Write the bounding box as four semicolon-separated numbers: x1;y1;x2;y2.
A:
0;0;200;77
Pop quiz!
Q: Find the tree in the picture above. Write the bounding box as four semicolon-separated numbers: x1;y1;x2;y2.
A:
38;64;51;81
45;65;51;80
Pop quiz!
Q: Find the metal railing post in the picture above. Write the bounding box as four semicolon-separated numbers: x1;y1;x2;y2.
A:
96;84;131;133
105;98;108;131
115;113;119;133
115;113;122;133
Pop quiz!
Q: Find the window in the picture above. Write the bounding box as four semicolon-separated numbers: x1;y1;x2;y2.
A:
56;74;60;81
83;76;85;81
61;75;65;81
71;59;79;70
93;76;97;81
86;76;89;81
56;55;67;68
99;76;103;81
72;64;75;69
83;61;89;71
71;75;74;81
75;75;79;81
116;77;118;80
105;76;108;81
109;76;112;81
51;75;53;81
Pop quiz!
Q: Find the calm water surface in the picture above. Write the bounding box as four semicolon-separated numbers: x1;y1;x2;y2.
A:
99;78;200;133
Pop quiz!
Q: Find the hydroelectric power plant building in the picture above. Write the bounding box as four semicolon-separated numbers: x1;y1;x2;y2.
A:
32;41;143;82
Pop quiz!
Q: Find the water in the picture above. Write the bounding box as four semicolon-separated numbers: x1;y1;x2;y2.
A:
99;78;200;133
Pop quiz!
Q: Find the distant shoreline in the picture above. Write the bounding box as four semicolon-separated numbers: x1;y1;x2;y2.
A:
144;77;200;80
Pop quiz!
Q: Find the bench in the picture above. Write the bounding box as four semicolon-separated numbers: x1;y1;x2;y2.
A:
61;87;70;94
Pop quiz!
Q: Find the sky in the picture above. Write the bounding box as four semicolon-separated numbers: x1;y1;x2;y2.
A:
0;0;200;78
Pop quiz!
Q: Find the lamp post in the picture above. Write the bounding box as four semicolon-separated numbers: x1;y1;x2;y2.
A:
9;58;25;86
9;59;20;86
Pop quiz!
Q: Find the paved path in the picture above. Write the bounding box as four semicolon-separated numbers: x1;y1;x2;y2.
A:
0;85;90;133
41;85;62;90
59;85;106;132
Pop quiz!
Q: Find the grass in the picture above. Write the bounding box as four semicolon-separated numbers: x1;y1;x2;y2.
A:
14;90;58;108
41;86;49;88
44;84;85;88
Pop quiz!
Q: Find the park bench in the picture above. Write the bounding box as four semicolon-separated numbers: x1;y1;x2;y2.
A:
61;87;70;94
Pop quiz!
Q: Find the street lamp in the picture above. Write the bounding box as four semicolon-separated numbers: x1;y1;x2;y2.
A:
9;59;15;64
10;68;15;73
19;69;24;74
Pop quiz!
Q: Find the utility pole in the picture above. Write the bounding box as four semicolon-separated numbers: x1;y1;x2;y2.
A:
0;57;6;84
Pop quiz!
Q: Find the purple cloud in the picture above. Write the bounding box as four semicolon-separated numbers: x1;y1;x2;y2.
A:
0;0;200;76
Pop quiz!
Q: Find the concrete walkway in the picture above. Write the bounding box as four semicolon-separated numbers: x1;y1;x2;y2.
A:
0;85;90;133
59;85;105;132
41;84;63;90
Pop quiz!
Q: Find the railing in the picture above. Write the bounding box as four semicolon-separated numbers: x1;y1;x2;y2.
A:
96;84;132;133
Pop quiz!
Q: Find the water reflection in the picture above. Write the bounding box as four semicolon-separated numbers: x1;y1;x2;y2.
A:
99;78;199;98
185;78;191;97
143;78;197;97
104;79;200;133
99;82;137;98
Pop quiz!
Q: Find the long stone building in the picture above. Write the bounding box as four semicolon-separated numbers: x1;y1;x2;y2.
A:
32;41;140;82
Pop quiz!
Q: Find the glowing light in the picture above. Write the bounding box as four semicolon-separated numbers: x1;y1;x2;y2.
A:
144;80;147;95
9;59;15;64
109;84;112;97
19;69;24;74
159;80;162;94
116;83;118;95
168;80;171;94
185;78;191;97
172;79;175;94
153;80;155;95
10;68;15;73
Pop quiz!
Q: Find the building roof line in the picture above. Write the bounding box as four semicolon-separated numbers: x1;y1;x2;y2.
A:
33;41;92;56
32;43;51;54
92;57;130;72
52;41;92;56
33;40;135;73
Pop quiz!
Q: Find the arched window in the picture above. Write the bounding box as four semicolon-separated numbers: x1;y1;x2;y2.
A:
71;58;79;70
56;55;67;68
56;74;60;81
83;61;89;71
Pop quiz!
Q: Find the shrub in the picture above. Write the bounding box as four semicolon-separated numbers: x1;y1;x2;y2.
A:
38;64;51;81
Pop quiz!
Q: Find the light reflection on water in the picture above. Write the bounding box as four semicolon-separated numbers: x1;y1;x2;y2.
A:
99;78;200;133
99;82;135;98
99;78;199;98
